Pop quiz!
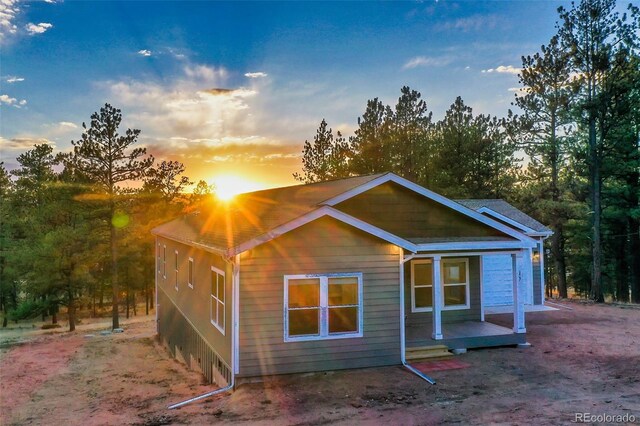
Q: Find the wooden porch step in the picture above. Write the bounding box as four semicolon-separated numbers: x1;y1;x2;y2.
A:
406;345;453;361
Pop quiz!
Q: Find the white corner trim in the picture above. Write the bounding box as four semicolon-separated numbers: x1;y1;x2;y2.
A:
229;205;417;256
319;173;538;246
476;207;537;233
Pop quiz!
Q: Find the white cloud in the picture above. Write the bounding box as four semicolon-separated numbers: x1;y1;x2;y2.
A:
137;49;152;57
0;94;17;105
438;14;499;32
403;55;453;70
1;94;27;108
25;22;53;35
482;65;520;75
245;72;268;79
184;64;226;81
5;76;24;83
0;0;20;44
58;121;77;128
103;63;260;144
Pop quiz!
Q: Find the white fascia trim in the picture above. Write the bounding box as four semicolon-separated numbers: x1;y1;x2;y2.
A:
320;173;538;246
476;207;537;233
416;240;536;251
229;205;417;256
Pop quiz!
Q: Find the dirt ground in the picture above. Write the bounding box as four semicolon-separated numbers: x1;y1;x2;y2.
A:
1;300;639;425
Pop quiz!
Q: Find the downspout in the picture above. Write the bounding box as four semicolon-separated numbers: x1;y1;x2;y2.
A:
167;253;239;409
399;249;436;385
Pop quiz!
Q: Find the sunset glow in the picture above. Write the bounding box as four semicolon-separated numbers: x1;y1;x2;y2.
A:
212;174;265;201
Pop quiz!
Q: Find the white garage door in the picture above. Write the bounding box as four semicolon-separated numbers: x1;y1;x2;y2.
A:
482;254;532;307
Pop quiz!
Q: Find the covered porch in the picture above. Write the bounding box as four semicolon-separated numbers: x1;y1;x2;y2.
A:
406;320;526;350
401;249;531;351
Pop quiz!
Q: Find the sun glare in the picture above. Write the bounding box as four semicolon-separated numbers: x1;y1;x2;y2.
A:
212;174;264;201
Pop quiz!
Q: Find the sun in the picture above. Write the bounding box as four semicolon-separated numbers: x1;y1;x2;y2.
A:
212;174;264;201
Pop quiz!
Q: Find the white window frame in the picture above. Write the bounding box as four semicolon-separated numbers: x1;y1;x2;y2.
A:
174;250;179;291
411;259;433;313
283;272;363;343
411;258;471;312
210;266;225;335
162;245;167;280
157;243;161;274
188;257;194;289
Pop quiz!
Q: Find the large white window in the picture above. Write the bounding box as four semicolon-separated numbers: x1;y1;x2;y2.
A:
210;266;225;334
411;258;470;312
284;273;363;342
188;257;194;289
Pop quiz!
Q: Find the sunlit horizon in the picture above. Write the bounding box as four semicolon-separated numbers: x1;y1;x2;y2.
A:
210;174;268;201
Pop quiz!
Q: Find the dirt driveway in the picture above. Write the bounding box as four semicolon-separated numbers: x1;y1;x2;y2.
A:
1;301;639;425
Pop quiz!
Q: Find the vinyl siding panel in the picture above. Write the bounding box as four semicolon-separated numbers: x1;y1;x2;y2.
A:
238;217;401;377
405;256;482;327
532;252;542;305
156;237;233;367
335;182;512;239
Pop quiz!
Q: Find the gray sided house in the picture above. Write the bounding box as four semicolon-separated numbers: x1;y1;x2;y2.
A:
152;173;552;385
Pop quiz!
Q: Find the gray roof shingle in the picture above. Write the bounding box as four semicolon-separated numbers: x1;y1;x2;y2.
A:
455;199;552;234
152;173;387;251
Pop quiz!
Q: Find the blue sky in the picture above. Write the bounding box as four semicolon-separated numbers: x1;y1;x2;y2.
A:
1;1;566;189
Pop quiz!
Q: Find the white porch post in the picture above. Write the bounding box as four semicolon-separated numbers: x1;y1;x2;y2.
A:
432;255;443;340
538;239;546;305
512;251;526;333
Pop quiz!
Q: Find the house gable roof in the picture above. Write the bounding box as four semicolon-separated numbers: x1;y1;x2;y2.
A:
152;172;539;256
455;199;552;236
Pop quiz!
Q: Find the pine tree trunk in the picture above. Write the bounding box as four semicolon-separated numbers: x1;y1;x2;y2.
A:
630;217;640;303
132;291;137;316
110;200;120;329
589;115;604;302
68;290;76;332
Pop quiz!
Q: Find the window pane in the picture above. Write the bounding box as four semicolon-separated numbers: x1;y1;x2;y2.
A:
189;261;193;284
289;309;319;336
444;284;467;306
211;271;217;298
443;261;466;284
414;262;433;286
415;286;433;308
211;297;216;322
288;279;320;308
218;301;225;328
328;277;358;306
218;274;225;302
328;307;358;334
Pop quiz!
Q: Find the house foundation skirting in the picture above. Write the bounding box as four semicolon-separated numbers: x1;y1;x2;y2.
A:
158;288;232;386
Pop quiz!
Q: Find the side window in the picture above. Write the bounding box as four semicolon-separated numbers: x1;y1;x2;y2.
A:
210;266;225;334
188;258;194;289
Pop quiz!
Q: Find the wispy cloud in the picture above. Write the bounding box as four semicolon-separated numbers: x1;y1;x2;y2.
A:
437;14;499;32
245;72;268;79
58;121;78;129
5;76;24;83
0;136;54;151
0;0;20;44
403;55;453;70
482;65;520;75
137;49;152;57
25;22;53;35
